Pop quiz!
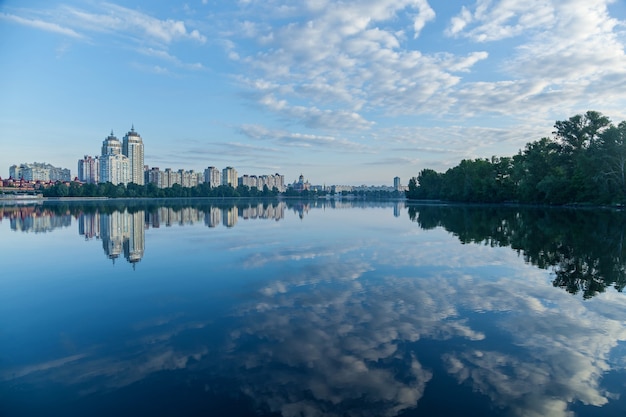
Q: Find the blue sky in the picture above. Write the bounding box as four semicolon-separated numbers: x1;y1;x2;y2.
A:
2;0;626;186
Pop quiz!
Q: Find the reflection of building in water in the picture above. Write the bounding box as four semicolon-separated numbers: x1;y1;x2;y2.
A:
291;202;310;219
204;207;221;228
142;203;287;229
223;206;238;228
179;207;201;225
100;211;126;262
78;212;101;239
394;201;405;218
6;206;71;233
327;200;355;209
98;210;145;265
241;203;285;221
124;211;145;265
145;207;204;228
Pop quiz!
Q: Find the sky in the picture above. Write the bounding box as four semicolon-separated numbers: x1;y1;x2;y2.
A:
1;0;626;186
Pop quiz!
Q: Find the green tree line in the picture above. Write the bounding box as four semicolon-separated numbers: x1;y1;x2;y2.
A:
42;181;405;200
43;182;281;199
406;111;626;205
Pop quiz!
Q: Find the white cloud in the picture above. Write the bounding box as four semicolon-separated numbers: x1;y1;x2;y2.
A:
446;0;556;42
411;0;436;38
220;0;626;148
446;6;472;36
65;3;207;44
2;4;206;48
139;47;204;70
225;1;486;129
259;94;375;130
441;0;626;121
2;3;208;79
0;12;82;38
239;124;372;151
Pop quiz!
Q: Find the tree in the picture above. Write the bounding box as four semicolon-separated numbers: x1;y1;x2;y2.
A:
552;111;611;202
595;121;626;203
513;138;559;203
406;177;419;199
553;110;610;153
45;182;69;197
417;169;443;199
82;183;97;197
68;181;83;197
236;184;250;197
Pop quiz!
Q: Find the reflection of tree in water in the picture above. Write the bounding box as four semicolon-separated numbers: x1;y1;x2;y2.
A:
408;205;626;299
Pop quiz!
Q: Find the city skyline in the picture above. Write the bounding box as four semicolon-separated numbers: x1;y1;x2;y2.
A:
2;1;626;185
10;125;399;188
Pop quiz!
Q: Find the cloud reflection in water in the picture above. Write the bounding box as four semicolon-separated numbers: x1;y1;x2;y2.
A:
3;203;626;417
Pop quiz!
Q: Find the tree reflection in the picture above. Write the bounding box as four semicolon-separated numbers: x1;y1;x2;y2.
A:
408;205;626;298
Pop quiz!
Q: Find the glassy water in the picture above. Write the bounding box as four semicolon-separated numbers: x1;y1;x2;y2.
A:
1;200;626;417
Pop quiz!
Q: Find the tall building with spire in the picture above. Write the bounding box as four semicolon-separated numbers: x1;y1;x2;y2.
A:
123;125;144;185
101;130;122;156
100;131;130;185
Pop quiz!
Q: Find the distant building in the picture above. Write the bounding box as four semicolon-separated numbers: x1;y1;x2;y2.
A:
204;166;221;187
101;130;122;156
145;167;202;189
146;167;166;188
332;185;354;193
353;185;395;192
122;126;144;185
164;168;178;188
9;162;71;182
100;153;130;185
260;173;285;192
78;155;99;184
394;176;401;191
222;166;238;187
291;174;310;192
179;169;201;188
239;174;254;188
239;173;285;191
100;131;130;185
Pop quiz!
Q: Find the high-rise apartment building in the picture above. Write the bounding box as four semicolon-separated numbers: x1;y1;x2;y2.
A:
100;131;130;185
204;166;221;187
146;167;165;188
122;126;144;185
100;154;130;185
101;130;122;156
179;169;202;188
222;166;238;187
238;173;285;191
78;155;99;184
394;176;401;191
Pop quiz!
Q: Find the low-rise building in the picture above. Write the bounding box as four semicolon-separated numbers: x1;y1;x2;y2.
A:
9;162;71;182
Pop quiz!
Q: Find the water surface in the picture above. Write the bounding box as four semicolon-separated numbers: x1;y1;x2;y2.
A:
1;200;626;417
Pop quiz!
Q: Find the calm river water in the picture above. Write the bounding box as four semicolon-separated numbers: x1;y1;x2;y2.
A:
1;199;626;417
